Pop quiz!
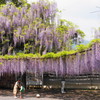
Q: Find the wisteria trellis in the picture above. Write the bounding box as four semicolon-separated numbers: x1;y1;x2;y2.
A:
0;0;97;77
0;43;100;76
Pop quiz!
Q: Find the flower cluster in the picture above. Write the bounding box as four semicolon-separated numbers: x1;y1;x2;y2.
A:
0;0;80;55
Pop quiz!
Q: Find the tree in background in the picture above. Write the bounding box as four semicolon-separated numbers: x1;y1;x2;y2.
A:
56;19;85;50
0;0;27;6
0;0;85;55
0;0;6;5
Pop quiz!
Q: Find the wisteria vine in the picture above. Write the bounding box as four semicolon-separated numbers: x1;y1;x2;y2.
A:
0;0;82;55
0;43;100;76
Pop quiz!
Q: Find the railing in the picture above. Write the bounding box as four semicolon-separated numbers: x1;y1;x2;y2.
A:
43;74;100;89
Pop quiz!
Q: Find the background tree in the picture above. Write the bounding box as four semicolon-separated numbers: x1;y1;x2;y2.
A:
0;0;6;5
0;0;85;55
0;0;27;6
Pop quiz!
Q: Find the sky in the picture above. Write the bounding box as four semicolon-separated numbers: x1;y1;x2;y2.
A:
27;0;100;41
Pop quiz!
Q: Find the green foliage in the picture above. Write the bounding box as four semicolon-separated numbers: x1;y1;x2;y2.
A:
75;44;88;52
58;19;78;30
55;50;77;58
41;52;55;58
0;0;6;5
59;19;78;28
24;43;32;53
2;55;17;59
0;39;100;59
75;39;100;52
0;62;3;65
76;29;85;38
0;0;28;7
8;46;13;52
2;39;9;44
0;51;77;59
56;25;68;34
89;39;100;45
16;53;41;58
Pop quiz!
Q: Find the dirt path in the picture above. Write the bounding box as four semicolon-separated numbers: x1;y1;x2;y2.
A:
0;89;100;100
0;96;62;100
